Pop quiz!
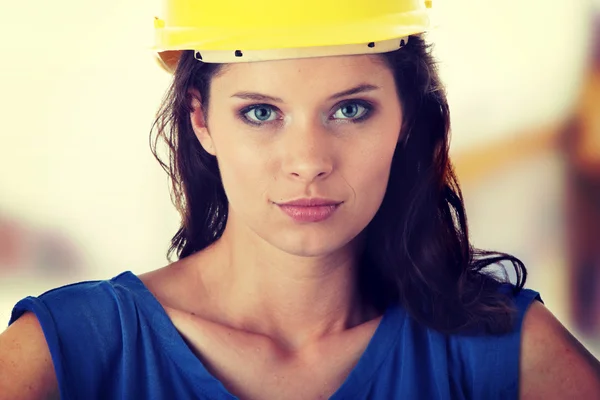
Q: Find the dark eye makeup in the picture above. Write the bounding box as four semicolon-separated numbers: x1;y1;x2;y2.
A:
237;99;375;127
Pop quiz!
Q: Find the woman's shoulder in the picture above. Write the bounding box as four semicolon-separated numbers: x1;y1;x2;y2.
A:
9;270;149;327
353;283;544;399
443;283;543;355
7;270;158;362
440;283;600;398
6;269;181;399
519;298;600;398
415;284;543;398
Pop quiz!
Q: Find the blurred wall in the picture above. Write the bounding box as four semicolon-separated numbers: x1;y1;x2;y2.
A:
1;0;598;355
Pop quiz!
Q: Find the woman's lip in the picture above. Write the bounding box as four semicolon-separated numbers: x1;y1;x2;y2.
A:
277;203;341;223
278;198;342;207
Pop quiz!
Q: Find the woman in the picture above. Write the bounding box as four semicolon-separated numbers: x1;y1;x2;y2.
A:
1;1;599;399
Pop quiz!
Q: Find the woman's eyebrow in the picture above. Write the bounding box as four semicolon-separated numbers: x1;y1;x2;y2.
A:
328;84;380;100
231;92;284;103
230;84;381;103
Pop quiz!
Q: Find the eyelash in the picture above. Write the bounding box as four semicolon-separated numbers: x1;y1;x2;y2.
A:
238;100;374;127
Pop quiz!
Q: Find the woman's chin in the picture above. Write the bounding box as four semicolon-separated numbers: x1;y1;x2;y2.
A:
266;231;358;258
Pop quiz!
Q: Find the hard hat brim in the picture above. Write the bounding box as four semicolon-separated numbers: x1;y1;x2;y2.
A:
154;11;429;72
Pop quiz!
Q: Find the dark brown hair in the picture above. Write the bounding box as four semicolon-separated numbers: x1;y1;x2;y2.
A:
151;35;527;335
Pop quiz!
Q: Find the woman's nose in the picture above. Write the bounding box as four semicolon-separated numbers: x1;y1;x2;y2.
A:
280;119;334;183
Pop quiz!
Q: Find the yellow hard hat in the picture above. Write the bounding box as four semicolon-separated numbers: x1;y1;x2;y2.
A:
154;0;433;72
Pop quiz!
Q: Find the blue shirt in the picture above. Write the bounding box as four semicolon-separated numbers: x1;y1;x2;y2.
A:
9;271;542;399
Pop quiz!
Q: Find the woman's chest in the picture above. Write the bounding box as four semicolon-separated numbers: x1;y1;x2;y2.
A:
165;307;377;399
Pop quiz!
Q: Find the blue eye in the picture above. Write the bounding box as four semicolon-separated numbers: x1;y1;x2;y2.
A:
239;101;373;126
242;105;277;123
332;102;370;120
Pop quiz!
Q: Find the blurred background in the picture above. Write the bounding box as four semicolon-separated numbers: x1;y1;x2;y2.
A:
1;0;599;357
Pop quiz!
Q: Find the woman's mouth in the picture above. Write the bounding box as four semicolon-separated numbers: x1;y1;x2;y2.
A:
276;198;342;223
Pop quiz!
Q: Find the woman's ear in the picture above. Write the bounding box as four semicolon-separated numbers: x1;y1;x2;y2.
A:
189;88;216;156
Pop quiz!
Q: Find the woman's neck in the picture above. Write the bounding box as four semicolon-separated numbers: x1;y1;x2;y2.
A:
190;221;371;351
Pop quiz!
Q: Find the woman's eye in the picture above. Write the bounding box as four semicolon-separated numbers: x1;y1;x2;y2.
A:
243;105;278;123
240;101;371;126
332;102;369;120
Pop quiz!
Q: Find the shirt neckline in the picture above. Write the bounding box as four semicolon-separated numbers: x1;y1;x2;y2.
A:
113;270;406;399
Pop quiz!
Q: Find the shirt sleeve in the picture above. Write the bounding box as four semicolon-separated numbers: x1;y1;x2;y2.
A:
9;279;130;400
477;286;543;399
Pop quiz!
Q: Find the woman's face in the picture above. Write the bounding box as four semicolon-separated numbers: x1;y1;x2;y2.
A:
191;54;403;257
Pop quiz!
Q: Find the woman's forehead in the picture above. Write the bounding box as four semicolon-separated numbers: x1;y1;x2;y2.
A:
211;54;393;92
